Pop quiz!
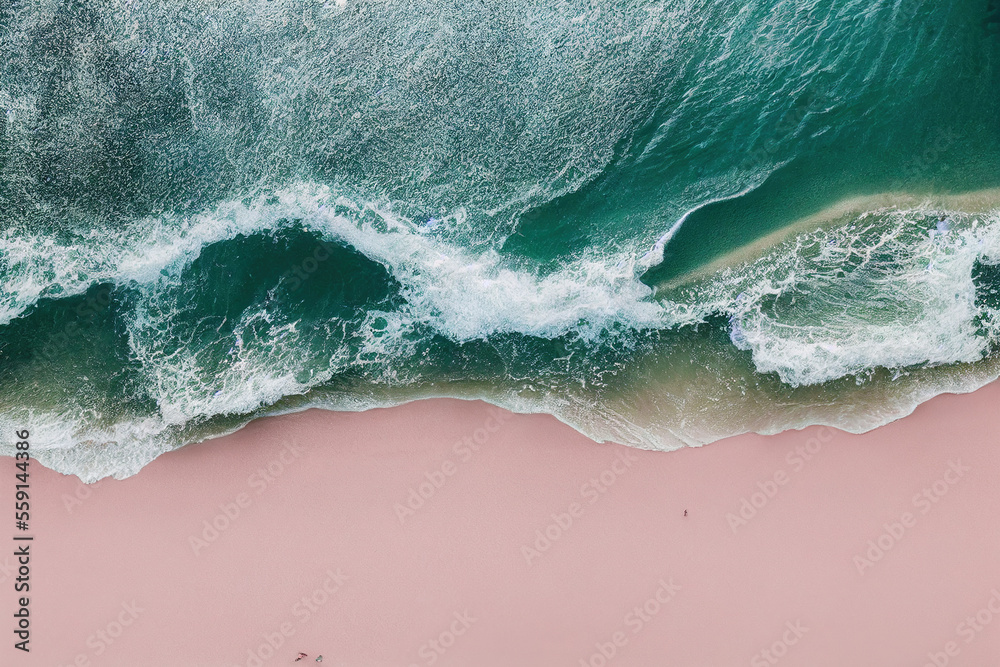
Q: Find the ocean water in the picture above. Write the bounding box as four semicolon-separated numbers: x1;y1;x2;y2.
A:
2;0;1000;480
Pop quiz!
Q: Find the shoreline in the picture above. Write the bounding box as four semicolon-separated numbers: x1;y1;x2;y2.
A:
23;351;1000;483
4;381;1000;665
11;184;1000;483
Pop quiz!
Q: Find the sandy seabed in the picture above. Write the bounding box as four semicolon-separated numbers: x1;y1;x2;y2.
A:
3;382;1000;666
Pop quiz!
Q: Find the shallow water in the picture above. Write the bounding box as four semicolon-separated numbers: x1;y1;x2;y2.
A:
2;0;1000;479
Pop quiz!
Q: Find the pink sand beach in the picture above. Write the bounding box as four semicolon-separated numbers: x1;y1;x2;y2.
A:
4;383;1000;666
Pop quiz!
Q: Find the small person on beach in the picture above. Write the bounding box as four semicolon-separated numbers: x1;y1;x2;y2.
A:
295;654;308;662
684;510;687;517
316;657;323;663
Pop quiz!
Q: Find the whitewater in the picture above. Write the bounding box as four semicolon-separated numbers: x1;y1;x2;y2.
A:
2;0;1000;479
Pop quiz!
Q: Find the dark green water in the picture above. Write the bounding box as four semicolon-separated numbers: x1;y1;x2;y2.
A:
2;0;1000;479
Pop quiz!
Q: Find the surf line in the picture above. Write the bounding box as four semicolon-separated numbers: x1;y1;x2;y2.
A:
637;182;768;273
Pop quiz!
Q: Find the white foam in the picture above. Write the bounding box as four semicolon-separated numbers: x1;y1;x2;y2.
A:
8;186;1000;481
279;184;669;342
43;182;668;428
705;207;1000;386
0;407;174;481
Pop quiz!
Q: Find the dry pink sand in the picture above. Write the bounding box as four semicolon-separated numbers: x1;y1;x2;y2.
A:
3;383;1000;667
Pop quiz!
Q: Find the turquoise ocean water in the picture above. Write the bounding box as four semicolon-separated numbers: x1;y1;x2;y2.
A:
3;0;1000;479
